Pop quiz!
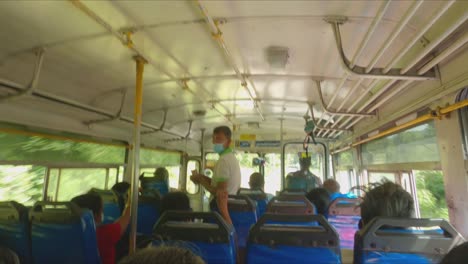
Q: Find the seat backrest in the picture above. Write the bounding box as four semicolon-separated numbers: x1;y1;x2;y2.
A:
328;198;362;249
247;213;341;264
237;189;269;217
153;211;236;264
90;188;121;224
137;195;161;235
30;202;100;264
141;177;169;196
227;195;258;248
0;201;31;264
0;247;20;264
278;189;306;200
267;195;316;215
354;217;465;264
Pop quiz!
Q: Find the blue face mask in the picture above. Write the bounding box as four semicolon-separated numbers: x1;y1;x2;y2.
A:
213;143;225;154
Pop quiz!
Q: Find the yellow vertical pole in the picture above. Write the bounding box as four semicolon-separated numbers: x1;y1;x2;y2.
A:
129;55;147;254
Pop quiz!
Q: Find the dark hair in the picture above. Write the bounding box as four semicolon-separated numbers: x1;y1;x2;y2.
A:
439;242;468;264
249;172;264;190
154;167;169;181
161;192;191;214
213;126;232;139
360;181;414;225
71;193;103;217
119;246;205;264
299;157;311;167
323;179;340;194
112;182;130;194
305;188;331;216
0;247;20;264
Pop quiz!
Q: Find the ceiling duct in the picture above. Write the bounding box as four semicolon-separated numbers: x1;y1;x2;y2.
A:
265;46;289;69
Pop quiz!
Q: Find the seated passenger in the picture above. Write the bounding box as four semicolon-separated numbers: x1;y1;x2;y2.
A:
71;191;131;264
112;181;131;212
154;167;169;182
249;172;274;201
439;241;468;264
160;192;192;215
140;167;170;196
286;156;322;192
305;188;331;217
119;246;205;264
323;179;357;201
359;181;414;228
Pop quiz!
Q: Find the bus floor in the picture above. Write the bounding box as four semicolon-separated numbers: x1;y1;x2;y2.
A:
342;249;353;264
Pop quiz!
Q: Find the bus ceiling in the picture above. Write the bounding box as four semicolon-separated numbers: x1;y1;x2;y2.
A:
0;1;467;150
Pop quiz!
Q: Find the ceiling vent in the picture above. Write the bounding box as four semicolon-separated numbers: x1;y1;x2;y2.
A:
265;46;289;69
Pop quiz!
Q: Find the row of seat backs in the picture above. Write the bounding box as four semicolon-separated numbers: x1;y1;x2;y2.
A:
354;217;465;264
0;201;101;264
247;213;342;264
237;188;269;216
152;211;237;264
0;201;31;264
140;176;169;196
92;188;161;236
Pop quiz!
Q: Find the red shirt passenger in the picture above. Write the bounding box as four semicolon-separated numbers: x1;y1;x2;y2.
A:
72;189;131;264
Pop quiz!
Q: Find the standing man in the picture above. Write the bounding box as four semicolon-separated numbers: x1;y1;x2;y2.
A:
286;156;322;192
190;126;241;224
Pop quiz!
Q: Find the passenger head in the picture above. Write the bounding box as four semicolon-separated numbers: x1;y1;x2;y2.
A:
439;242;468;264
160;192;191;215
299;157;311;171
323;179;340;194
360;181;415;226
212;126;232;153
249;172;264;190
119;246;205;264
112;182;130;195
305;188;330;216
154;167;169;181
71;192;104;224
0;247;20;264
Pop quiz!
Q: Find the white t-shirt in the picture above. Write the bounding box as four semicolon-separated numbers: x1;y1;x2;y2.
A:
212;150;241;195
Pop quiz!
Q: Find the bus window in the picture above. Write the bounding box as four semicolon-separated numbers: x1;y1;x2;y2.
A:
186;160;200;194
0;165;45;205
264;153;282;194
335;170;352;193
55;168;107;201
107;167;123;189
46;168;59;201
235;152;259;189
368;171;396;184
284;142;326;184
414;170;448;219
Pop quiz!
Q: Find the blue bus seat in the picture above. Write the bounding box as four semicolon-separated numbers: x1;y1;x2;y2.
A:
328;198;361;249
227;195;258;248
354;217;465;264
90;188;121;224
30;202;100;264
0;201;31;264
141;177;169;196
237;188;270;217
152;211;236;264
137;195;161;236
247;213;341;264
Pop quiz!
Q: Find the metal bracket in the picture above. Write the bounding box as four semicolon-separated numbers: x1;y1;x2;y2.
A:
327;20;437;81
0;47;46;103
141;108;168;135
315;81;375;117
308;103;351;132
83;88;128;126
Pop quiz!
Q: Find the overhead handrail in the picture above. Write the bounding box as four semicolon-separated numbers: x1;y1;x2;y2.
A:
326;17;437;81
84;88;128;126
195;0;265;121
0;48;45;103
315;80;375;117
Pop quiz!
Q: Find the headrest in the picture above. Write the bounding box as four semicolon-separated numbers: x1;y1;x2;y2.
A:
89;188;118;203
30;202;83;224
328;198;361;216
237;188;268;200
227;195;256;212
153;211;233;244
357;217;465;256
249;213;340;250
0;201;27;222
267;195;316;215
